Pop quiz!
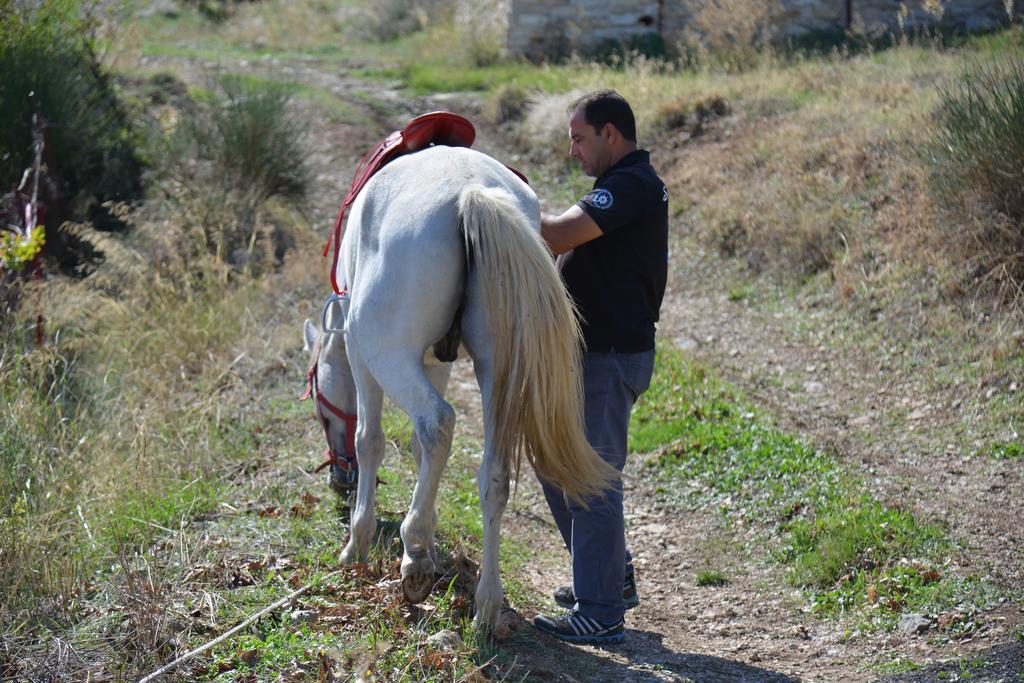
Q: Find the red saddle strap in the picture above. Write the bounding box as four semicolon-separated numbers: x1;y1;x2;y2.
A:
325;112;477;294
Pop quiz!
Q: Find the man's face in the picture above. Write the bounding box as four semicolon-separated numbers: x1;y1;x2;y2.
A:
569;109;612;178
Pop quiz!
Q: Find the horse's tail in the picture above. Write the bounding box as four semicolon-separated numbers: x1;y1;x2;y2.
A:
458;186;617;505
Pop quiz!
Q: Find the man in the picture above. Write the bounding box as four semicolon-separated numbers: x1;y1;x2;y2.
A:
534;90;668;644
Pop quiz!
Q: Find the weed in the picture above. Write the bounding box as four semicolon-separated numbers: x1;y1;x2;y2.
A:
180;73;309;204
487;84;530;125
695;569;729;586
679;0;783;72
348;0;455;43
153;73;311;270
928;57;1024;299
987;439;1024;459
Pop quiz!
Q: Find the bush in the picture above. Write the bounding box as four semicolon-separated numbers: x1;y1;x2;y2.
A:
349;0;455;42
192;75;308;206
679;0;782;71
591;32;667;64
0;0;140;218
487;84;529;125
160;74;309;268
929;57;1024;293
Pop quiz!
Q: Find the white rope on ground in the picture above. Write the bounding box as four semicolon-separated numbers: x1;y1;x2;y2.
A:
136;570;342;683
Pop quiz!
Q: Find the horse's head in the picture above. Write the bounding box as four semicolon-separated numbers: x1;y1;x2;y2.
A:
303;303;359;494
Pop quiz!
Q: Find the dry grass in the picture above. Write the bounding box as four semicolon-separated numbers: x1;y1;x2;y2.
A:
0;189;323;669
679;0;784;70
490;26;1024;367
928;57;1024;303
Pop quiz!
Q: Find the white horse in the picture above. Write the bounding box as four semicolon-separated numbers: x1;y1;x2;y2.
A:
303;145;615;631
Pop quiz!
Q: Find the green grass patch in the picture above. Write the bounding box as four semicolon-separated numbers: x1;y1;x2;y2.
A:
986;439;1024;459
783;496;947;589
635;347;842;519
727;284;756;302
396;61;580;95
637;345;1006;631
100;478;223;550
695;569;728;587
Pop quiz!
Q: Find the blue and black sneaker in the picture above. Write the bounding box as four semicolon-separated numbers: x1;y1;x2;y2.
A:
534;609;625;644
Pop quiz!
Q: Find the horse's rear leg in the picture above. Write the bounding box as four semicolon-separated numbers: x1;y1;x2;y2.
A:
410;363;452;570
340;359;385;565
470;360;510;631
370;353;455;604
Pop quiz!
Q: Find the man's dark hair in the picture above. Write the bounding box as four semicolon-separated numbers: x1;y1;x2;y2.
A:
570;90;637;142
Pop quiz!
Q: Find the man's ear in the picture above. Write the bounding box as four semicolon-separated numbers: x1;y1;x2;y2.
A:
602;122;616;141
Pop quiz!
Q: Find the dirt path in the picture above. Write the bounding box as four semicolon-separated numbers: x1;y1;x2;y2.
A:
461;102;1024;679
143;52;1022;680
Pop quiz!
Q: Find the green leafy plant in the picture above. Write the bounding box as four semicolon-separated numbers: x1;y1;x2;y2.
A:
695;569;728;586
0;226;45;272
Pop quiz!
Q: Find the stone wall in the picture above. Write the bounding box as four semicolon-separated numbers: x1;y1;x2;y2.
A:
474;0;1018;60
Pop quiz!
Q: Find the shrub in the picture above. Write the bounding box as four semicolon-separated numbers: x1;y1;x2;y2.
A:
455;0;506;67
679;0;783;71
162;74;310;267
929;57;1024;294
0;0;140;217
591;32;667;64
349;0;455;42
194;75;308;206
655;95;730;134
487;84;529;125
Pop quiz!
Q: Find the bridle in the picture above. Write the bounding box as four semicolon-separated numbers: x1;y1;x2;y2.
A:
302;358;358;482
301;293;359;485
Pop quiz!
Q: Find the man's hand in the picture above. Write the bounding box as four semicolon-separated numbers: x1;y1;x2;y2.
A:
541;205;602;255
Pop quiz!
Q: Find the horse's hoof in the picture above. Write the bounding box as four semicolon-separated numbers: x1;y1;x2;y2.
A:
339;542;359;564
401;555;435;603
402;571;434;603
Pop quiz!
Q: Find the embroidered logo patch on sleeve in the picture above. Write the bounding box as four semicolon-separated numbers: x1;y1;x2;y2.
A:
586;188;614;210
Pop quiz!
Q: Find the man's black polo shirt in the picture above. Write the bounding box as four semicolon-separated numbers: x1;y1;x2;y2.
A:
560;149;668;353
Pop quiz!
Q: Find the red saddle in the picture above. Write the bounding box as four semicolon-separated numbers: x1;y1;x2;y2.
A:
325;112;527;295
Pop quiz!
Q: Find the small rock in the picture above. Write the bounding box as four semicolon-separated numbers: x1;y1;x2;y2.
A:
289;609;318;624
426;629;462;651
898;613;931;635
674;336;699;351
849;414;873;427
804;381;824;393
790;624;810;640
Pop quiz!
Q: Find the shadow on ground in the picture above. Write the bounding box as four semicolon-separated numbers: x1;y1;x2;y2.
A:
879;639;1024;682
504;626;798;682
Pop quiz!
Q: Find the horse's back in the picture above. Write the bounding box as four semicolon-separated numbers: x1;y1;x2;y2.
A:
360;146;536;236
340;147;537;361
